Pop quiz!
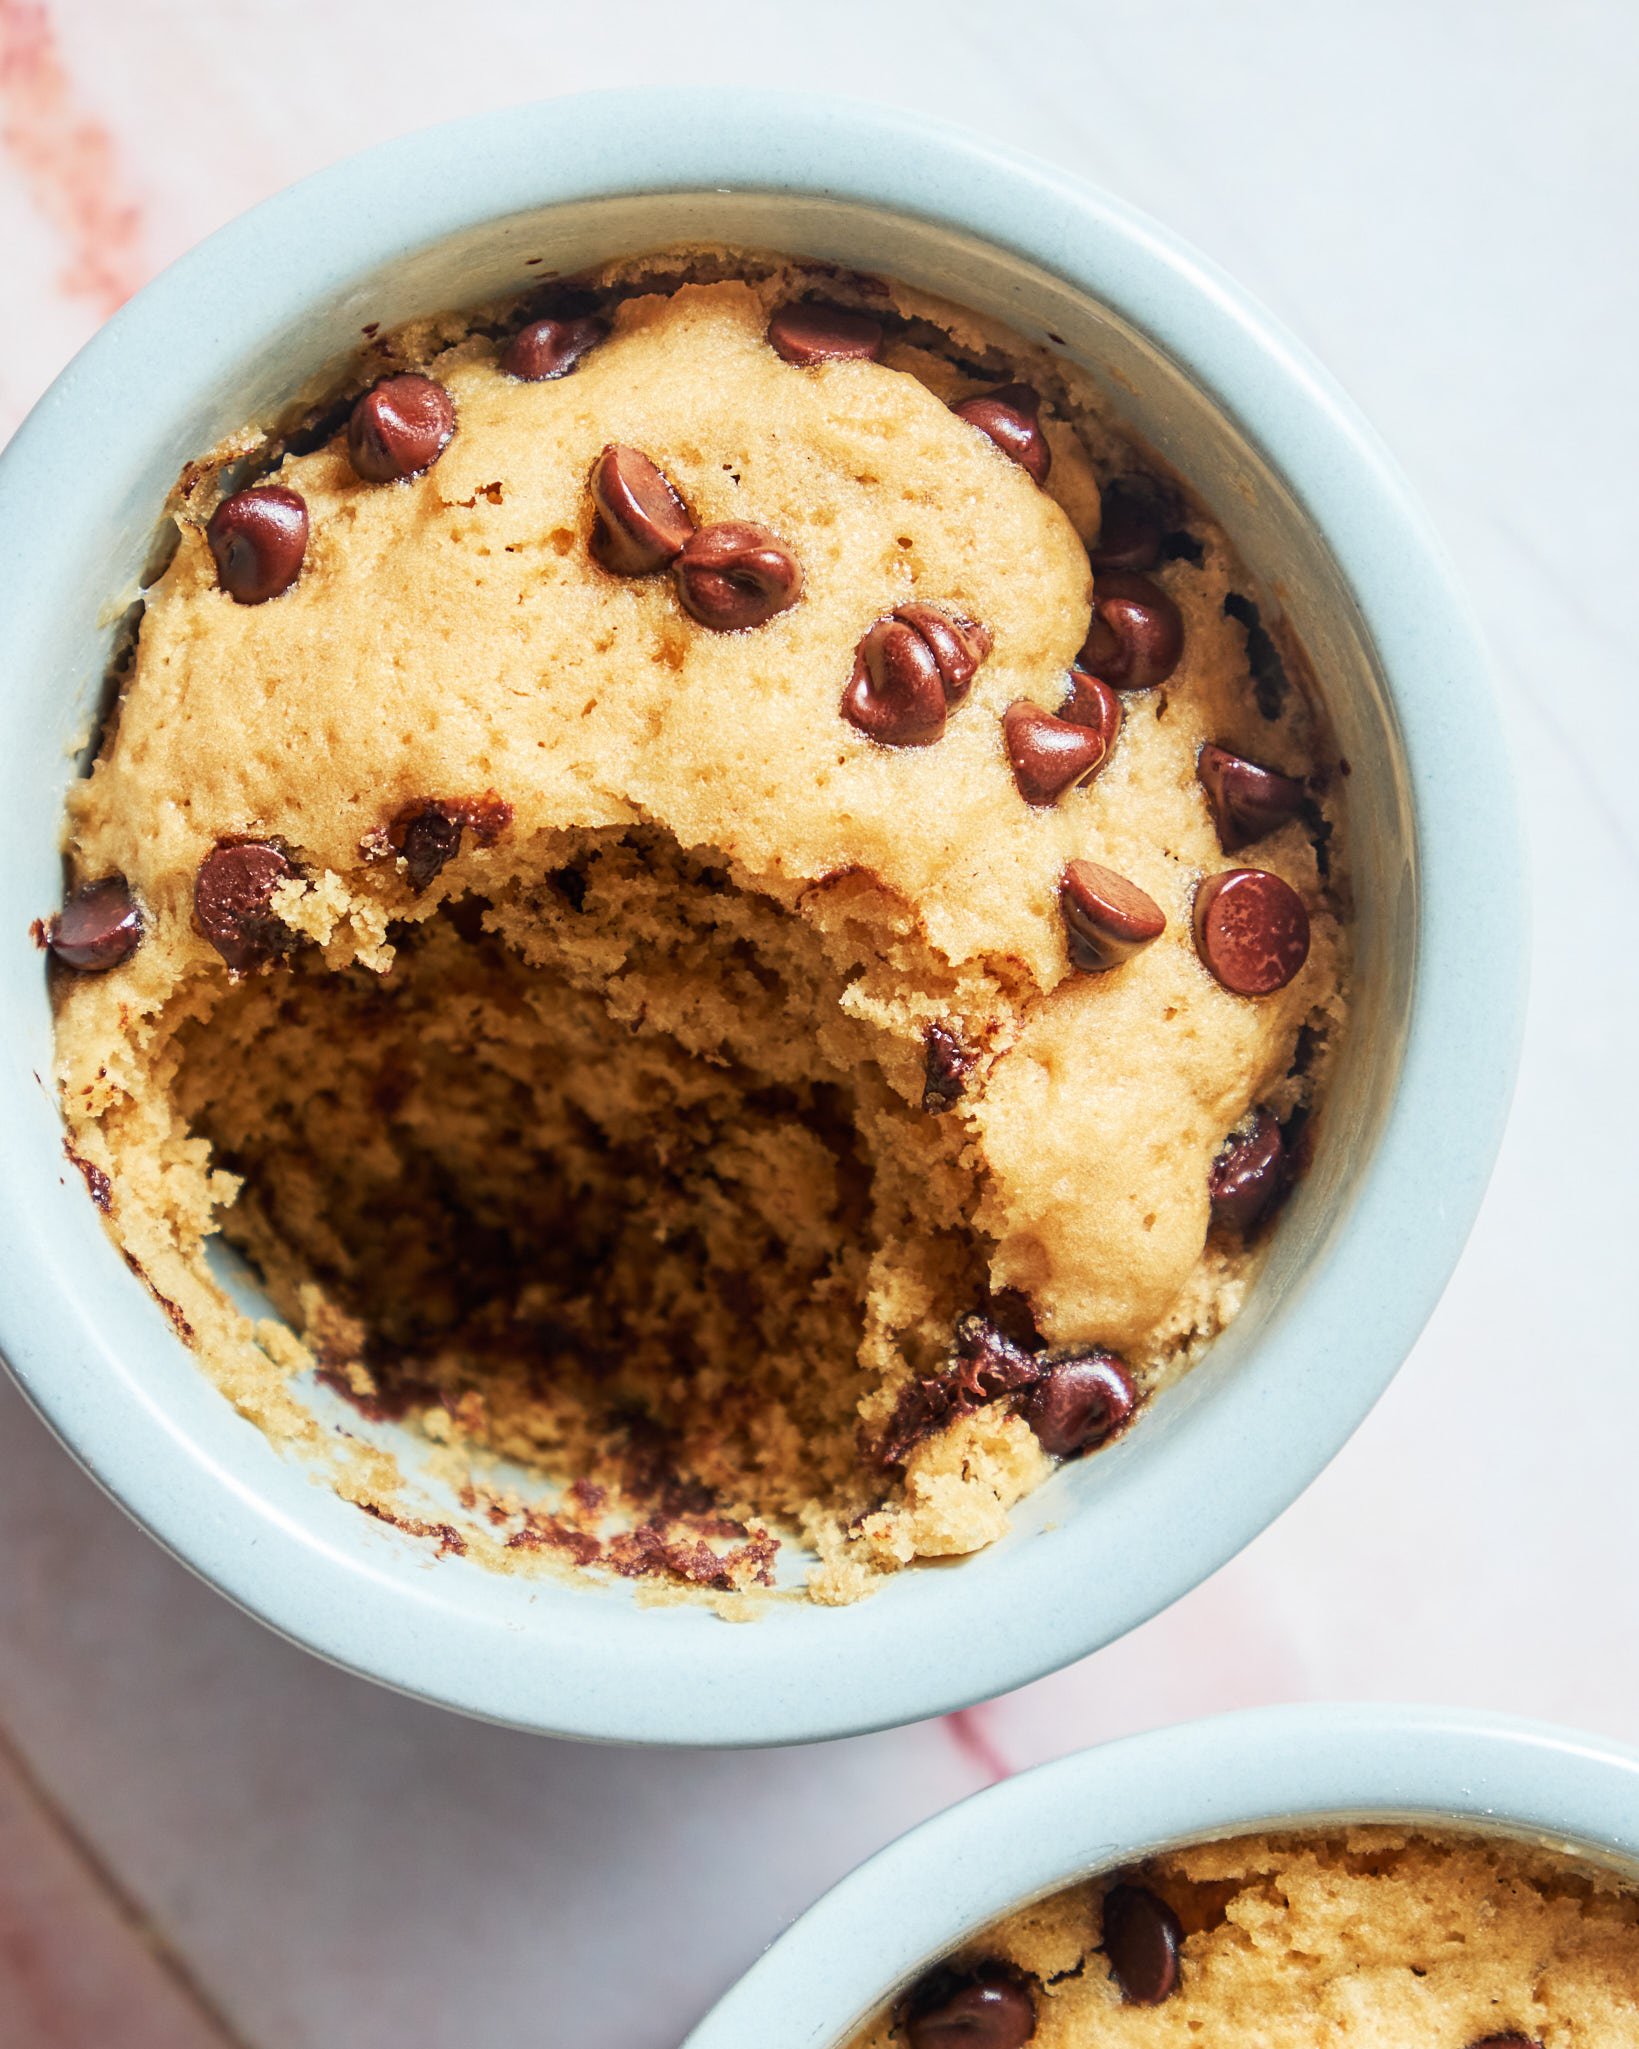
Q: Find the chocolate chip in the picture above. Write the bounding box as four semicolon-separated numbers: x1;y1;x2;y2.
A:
1003;702;1108;806
1060;667;1124;755
1197;743;1307;852
922;1023;976;1112
1079;572;1184;690
502;315;608;382
1193;868;1310;996
953;1314;1043;1402
399;809;463;893
767;300;883;366
207;486;308;603
674;522;803;630
381;794;514;894
1209;1110;1289;1235
905;1973;1036;2049
347;374;456;483
588;445;694;575
952;382;1051;485
47;876;142;972
1059;859;1166;973
879;1315;1046;1466
1102;1883;1182;2005
1088;479;1164;572
1467;2037;1542;2049
194;840;298;971
842;605;992;748
1025;1350;1136;1456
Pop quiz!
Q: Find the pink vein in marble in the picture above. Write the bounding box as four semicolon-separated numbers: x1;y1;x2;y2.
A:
0;0;147;314
943;1708;1013;1787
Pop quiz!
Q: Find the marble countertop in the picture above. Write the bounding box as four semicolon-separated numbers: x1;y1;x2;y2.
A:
2;2;1635;2042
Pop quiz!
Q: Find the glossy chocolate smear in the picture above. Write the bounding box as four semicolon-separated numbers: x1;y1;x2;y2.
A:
588;444;694;575
951;382;1051;485
47;876;142;972
347;374;456;483
767;300;884;365
502;314;608;381
1193;868;1310;996
1102;1882;1182;2005
674;522;803;630
1059;859;1166;973
1197;742;1306;852
207;486;308;603
194;841;299;972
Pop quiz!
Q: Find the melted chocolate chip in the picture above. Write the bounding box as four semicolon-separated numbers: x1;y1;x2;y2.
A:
842;605;991;747
1060;859;1166;973
1060;667;1124;756
588;445;694;575
194;840;298;971
905;1973;1036;2049
674;522;803;630
65;1145;112;1211
1025;1350;1137;1456
922;1023;977;1113
1193;868;1310;996
1079;572;1184;690
1197;743;1307;852
347;374;456;483
952;382;1051;485
383;794;514;894
1467;2037;1542;2049
767;300;884;365
207;486;308;603
47;876;142;971
1003;702;1108;806
1209;1109;1290;1235
1088;478;1165;572
1102;1883;1182;2005
878;1314;1045;1467
502;315;608;382
398;809;462;892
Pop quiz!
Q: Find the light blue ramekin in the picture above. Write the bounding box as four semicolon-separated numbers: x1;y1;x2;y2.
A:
0;92;1523;1744
684;1705;1639;2046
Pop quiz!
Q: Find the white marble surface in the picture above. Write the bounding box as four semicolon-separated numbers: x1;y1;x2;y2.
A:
1;3;1636;2043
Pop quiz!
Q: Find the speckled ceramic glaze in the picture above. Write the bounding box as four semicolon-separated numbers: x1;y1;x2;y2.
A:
683;1706;1639;2047
0;92;1523;1744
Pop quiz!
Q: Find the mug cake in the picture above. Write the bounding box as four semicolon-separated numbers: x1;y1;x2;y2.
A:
41;248;1349;1604
851;1826;1639;2047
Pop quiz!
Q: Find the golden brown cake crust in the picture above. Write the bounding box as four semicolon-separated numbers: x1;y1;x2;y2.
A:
853;1827;1639;2047
50;249;1349;1601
